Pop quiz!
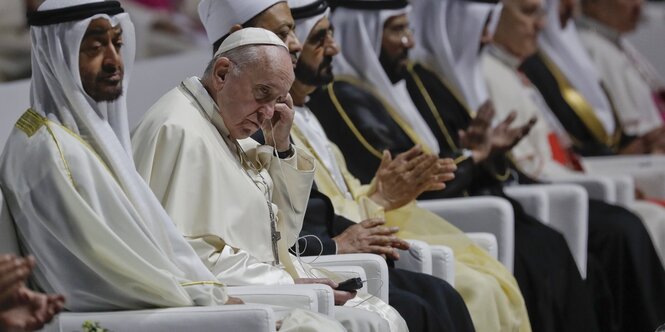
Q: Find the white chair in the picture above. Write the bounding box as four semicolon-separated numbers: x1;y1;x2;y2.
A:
582;155;665;199
0;189;321;331
504;184;588;278
417;196;515;272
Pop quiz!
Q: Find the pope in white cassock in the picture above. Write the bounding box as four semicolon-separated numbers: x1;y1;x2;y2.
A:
131;27;407;332
0;1;345;330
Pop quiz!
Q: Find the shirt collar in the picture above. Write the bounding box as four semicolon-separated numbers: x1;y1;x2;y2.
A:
487;44;522;69
181;76;231;138
576;15;621;45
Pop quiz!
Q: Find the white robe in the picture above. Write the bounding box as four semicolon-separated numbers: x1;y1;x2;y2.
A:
577;16;663;136
132;77;407;332
482;47;665;267
0;110;228;311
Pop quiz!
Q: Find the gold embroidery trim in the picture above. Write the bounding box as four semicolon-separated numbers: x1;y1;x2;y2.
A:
406;62;459;151
330;76;432;155
540;53;619;147
16;109;76;186
180;281;225;287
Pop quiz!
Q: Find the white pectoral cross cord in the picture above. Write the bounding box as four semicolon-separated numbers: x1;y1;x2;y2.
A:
233;139;282;266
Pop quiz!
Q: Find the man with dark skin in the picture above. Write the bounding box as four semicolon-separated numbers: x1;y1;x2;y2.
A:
287;2;476;331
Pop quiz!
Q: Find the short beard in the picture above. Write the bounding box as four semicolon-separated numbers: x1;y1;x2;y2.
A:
295;56;334;86
379;48;408;84
93;89;123;102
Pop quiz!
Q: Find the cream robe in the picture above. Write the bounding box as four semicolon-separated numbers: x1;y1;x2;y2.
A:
482;47;665;267
292;105;532;332
0;110;229;311
132;77;407;332
577;16;663;136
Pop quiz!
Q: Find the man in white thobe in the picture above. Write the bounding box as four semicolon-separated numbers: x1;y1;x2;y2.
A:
0;0;230;311
578;0;665;143
132;27;406;332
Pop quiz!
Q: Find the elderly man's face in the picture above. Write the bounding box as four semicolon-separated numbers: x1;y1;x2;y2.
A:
79;18;124;102
252;2;302;67
493;0;546;60
216;47;295;139
380;13;414;83
295;17;339;86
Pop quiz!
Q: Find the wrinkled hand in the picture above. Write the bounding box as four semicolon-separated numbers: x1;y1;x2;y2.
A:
294;278;356;305
458;101;494;163
370;146;454;210
0;286;64;332
489;111;537;156
263;93;295;152
333;219;410;260
0;255;33;307
225;296;244;305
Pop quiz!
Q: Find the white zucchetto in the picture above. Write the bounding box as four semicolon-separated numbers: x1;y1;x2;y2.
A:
215;27;288;56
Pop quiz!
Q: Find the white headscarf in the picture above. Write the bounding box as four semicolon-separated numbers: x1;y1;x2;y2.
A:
411;0;495;111
198;0;284;45
331;5;440;153
289;0;330;46
538;0;616;134
26;0;225;307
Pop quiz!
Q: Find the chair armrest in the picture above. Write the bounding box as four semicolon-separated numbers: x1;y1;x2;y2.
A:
582;155;665;199
394;239;433;275
44;305;276;332
430;245;455;286
317;265;369;296
308;254;389;303
465;232;498;260
417;197;514;272
507;184;588;278
227;284;334;317
551;175;616;203
504;186;549;222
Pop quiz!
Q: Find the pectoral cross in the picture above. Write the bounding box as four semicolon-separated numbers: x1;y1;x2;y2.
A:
267;194;281;265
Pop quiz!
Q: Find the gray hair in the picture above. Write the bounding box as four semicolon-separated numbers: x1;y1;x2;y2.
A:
202;44;286;80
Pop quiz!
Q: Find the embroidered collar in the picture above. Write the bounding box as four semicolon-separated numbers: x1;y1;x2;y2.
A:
180;76;231;138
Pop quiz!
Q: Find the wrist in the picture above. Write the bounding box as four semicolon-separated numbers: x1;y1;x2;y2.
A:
277;144;295;159
369;191;391;209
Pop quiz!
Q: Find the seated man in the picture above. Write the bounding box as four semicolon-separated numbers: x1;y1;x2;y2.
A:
0;254;64;331
479;0;665;330
132;27;406;332
578;0;665;143
289;1;532;332
0;0;228;310
288;2;475;332
316;0;610;331
0;1;342;330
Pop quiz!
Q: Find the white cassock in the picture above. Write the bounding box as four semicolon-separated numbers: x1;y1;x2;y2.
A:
482;45;665;266
132;77;408;332
576;16;664;136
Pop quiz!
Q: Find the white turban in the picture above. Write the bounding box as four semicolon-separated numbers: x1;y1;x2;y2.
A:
198;0;285;45
331;4;441;153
